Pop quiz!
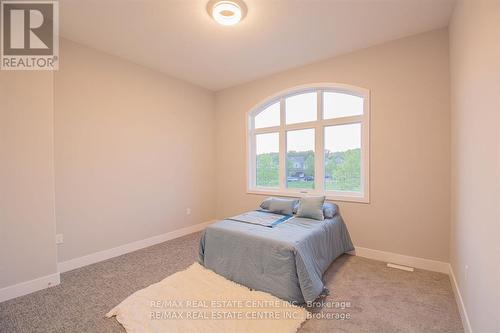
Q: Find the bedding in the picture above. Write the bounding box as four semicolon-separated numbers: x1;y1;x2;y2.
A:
259;197;273;210
228;210;293;227
260;197;298;214
268;198;296;215
322;202;337;219
199;212;354;304
296;196;326;220
261;197;338;218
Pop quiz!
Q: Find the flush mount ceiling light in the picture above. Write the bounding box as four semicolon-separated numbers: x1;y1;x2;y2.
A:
207;0;247;26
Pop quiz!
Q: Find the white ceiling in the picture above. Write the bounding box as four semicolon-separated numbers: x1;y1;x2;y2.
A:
60;0;455;91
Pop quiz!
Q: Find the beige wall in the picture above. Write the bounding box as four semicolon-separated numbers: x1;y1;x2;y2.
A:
449;1;500;331
215;29;451;262
0;72;58;288
55;39;216;262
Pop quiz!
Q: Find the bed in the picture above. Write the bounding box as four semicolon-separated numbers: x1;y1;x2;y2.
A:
198;210;354;304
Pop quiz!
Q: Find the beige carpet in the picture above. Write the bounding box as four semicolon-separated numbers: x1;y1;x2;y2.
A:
0;232;463;333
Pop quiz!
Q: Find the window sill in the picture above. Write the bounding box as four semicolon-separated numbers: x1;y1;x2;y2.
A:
246;188;370;204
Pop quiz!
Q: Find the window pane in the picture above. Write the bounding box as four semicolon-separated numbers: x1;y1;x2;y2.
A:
324;124;361;192
256;132;279;187
255;101;280;129
285;92;317;124
323;92;363;119
286;129;315;189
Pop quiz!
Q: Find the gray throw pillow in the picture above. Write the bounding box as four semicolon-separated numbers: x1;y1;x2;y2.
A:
260;197;273;210
323;202;338;219
296;196;326;221
268;198;297;215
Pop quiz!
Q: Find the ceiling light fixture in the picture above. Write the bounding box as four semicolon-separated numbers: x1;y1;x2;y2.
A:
207;0;247;26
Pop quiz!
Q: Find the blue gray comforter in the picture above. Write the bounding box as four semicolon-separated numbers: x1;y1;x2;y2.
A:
199;213;354;303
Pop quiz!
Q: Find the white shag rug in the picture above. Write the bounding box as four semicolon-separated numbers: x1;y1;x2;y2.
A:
106;263;308;333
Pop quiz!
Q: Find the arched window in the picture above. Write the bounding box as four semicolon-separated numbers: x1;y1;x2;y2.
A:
247;83;370;203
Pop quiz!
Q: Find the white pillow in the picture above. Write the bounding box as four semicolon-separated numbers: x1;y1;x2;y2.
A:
296;196;326;221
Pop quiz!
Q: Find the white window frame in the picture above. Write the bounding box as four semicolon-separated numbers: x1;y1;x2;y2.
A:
246;83;370;203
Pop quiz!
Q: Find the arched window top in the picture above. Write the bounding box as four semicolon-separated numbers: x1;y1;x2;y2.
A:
249;83;368;126
247;83;370;203
254;101;280;129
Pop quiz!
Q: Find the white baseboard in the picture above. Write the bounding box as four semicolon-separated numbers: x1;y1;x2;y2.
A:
448;264;473;333
0;272;60;303
58;220;216;273
350;246;449;274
